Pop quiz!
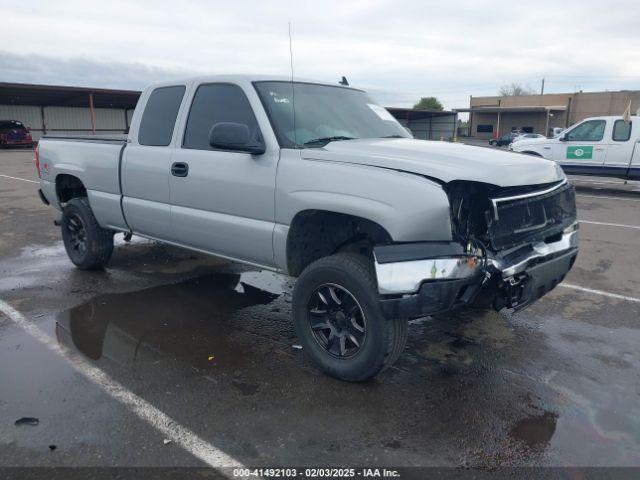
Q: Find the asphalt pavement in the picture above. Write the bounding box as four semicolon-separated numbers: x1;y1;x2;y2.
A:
0;148;639;473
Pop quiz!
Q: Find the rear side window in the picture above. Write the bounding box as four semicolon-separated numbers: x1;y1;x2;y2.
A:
612;120;632;141
183;83;261;151
138;86;186;146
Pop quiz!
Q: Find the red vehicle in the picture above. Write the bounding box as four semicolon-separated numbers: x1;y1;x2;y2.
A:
0;120;34;148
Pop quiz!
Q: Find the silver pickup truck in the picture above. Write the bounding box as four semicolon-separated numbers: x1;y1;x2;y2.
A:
36;75;579;381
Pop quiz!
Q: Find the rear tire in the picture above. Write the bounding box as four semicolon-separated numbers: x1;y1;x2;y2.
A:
61;197;114;270
292;253;408;381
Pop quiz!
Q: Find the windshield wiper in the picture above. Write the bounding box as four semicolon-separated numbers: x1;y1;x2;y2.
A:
381;134;404;138
302;136;355;147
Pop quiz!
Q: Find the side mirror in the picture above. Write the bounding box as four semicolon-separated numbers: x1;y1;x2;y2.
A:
209;122;265;155
559;134;568;142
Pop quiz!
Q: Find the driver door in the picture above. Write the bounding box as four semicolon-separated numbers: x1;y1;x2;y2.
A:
168;82;279;267
553;118;608;166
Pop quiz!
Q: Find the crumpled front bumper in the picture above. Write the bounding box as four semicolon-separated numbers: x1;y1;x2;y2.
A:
374;223;579;319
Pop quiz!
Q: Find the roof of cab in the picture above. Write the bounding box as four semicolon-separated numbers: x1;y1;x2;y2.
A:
580;115;638;121
144;74;360;91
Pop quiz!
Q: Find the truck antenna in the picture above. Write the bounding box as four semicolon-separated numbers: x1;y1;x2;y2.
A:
288;22;298;147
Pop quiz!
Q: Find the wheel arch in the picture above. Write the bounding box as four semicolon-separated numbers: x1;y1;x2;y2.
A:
285;209;393;277
55;173;87;205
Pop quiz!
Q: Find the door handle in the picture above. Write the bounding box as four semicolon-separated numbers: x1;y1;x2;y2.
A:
171;162;189;177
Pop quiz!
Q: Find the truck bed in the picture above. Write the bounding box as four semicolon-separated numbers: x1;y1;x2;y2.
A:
38;135;129;231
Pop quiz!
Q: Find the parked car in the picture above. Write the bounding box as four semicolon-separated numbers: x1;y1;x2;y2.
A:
511;115;639;180
509;133;546;149
515;133;546;141
36;75;578;381
0;120;33;148
488;134;513;147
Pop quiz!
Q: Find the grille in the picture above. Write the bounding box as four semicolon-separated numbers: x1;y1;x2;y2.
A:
487;182;576;250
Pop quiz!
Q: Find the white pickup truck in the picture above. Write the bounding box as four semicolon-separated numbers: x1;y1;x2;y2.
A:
511;115;640;180
36;75;578;381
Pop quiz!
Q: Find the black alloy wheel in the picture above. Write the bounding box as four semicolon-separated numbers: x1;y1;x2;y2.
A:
60;197;114;270
307;283;367;358
65;212;87;257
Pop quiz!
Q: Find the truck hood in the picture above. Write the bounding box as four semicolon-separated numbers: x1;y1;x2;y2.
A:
303;138;563;187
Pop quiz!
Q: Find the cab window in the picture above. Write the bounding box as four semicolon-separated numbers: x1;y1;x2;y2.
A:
565;120;605;142
183;83;261;151
612;120;632;142
138;86;186;146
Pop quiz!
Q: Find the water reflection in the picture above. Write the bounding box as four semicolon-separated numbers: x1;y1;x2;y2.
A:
55;272;283;364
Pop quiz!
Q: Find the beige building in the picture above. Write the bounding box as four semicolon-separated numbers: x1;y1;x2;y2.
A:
465;90;640;139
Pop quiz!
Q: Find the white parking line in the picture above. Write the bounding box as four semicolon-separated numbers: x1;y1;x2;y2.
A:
569;177;630;185
0;174;38;184
559;283;640;304
0;299;245;471
577;194;640;202
579;219;640;230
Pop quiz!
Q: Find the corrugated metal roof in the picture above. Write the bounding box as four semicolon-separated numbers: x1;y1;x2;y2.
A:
0;82;458;119
0;82;141;109
386;107;457;121
456;105;567;113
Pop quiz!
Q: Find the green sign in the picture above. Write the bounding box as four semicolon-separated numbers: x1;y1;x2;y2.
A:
566;146;593;160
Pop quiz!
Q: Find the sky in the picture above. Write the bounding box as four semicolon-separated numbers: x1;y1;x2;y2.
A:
1;0;639;113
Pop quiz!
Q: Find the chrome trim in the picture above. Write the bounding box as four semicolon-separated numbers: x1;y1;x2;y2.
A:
490;178;568;220
488;225;579;278
374;222;579;295
374;255;483;295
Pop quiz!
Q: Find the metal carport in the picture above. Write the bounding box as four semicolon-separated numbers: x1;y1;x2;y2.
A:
386;107;458;141
0;82;141;141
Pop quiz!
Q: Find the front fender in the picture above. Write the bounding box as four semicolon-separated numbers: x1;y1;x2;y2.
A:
275;151;453;243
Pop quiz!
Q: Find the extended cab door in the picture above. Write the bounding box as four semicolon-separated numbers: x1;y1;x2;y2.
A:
552;118;608;168
121;85;186;239
605;119;634;171
168;82;279;267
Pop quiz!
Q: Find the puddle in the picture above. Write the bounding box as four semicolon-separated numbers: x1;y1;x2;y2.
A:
3;262;638;467
0;238;224;293
509;411;558;448
55;271;287;367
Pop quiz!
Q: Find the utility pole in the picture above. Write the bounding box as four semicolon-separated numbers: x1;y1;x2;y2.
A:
540;77;545;95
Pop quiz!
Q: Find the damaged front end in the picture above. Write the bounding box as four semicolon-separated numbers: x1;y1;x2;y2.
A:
374;179;578;319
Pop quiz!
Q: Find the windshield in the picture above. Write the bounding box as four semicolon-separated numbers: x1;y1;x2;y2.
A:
253;81;410;148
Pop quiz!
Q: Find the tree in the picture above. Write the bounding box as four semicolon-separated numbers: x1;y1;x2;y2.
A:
413;96;443;111
499;82;536;96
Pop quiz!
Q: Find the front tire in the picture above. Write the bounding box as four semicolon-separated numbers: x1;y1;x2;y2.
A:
292;254;408;381
61;197;114;270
